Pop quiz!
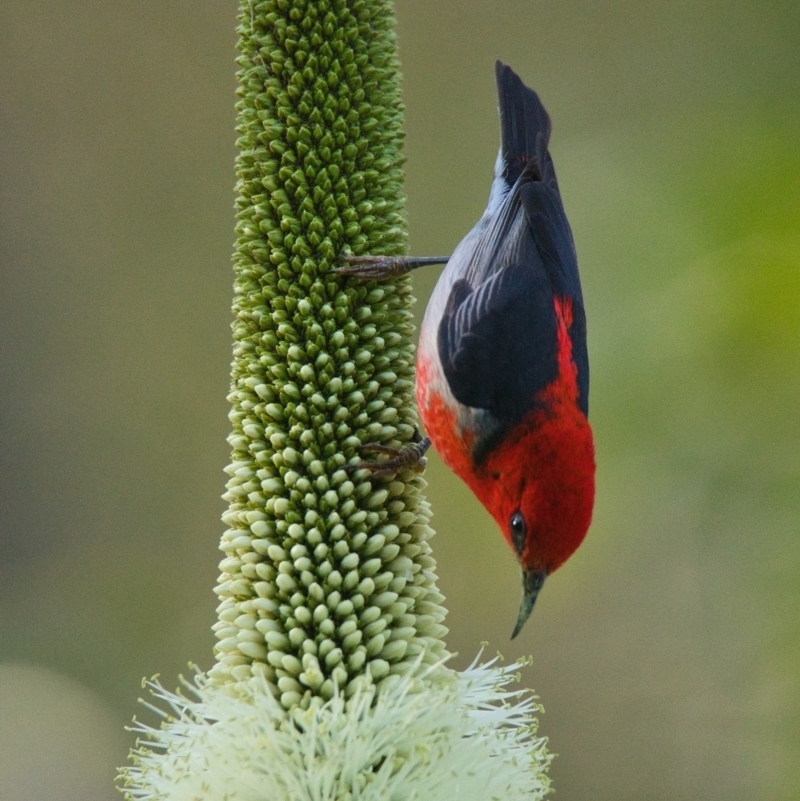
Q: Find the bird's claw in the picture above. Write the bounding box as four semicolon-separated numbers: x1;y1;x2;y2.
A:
347;428;431;478
335;255;409;281
335;254;450;281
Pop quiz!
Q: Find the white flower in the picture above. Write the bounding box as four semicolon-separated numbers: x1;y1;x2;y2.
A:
119;653;551;801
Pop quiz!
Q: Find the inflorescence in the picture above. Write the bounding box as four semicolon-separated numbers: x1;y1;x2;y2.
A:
210;0;449;708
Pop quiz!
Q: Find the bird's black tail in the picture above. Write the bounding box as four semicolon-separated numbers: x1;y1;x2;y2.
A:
495;61;555;188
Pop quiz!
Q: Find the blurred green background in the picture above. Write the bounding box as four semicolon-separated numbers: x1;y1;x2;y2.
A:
1;1;798;799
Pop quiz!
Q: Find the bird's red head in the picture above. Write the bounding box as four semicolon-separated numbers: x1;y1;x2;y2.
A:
472;395;595;636
478;406;595;572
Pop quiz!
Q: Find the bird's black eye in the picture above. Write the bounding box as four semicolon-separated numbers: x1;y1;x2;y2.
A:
510;511;526;556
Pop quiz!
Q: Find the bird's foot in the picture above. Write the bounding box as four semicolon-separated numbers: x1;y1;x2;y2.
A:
347;428;431;478
335;254;450;281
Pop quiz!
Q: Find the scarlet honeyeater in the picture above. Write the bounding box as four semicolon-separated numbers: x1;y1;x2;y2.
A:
340;62;595;637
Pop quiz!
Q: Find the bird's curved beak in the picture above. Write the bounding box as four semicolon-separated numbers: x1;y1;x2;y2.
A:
511;568;547;639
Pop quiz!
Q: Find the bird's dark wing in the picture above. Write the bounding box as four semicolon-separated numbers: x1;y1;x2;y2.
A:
437;261;559;424
436;167;589;423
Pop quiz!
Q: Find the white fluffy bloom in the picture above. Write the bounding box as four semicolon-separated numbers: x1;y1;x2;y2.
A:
119;654;551;801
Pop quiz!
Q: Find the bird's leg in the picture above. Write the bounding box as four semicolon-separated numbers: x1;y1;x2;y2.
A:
347;427;431;478
335;255;450;281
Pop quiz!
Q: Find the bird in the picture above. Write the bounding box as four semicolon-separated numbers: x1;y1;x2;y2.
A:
338;61;595;638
